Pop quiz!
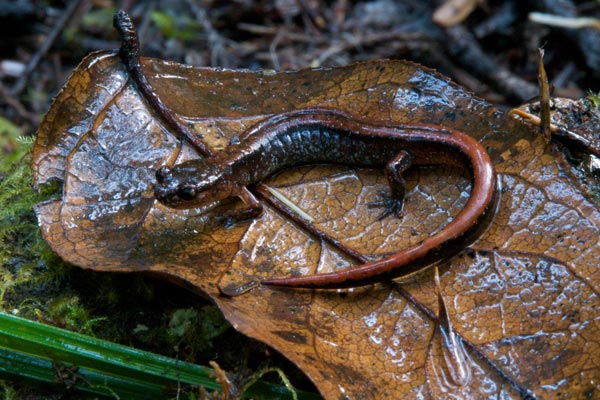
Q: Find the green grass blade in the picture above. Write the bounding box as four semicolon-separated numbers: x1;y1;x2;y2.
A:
0;312;321;399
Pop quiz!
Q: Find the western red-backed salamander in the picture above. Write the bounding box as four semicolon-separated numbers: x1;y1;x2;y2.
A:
154;108;498;289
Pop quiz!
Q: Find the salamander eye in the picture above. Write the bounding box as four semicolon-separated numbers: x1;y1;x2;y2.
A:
155;166;171;184
177;186;197;201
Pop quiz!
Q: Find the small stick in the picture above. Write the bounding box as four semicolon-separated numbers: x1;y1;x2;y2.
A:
445;24;538;102
510;108;600;158
0;82;39;125
185;0;235;67
529;12;600;30
254;184;368;263
537;49;551;141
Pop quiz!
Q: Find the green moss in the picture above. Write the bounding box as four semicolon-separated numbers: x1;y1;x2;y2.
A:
150;11;198;41
81;6;118;32
0;118;59;310
0;130;214;392
586;90;600;109
167;306;231;363
0;120;120;338
0;382;18;399
0;119;314;397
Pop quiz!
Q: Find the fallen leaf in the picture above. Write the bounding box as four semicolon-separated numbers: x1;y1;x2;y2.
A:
432;0;479;28
33;51;600;399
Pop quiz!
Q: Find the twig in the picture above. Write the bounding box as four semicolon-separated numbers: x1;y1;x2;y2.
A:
185;0;237;67
10;0;82;97
509;108;600;158
535;0;600;75
537;49;551;140
445;24;538;102
238;23;327;44
269;29;285;70
136;0;156;45
315;31;431;66
239;22;432;67
254;184;368;263
529;12;600;30
297;0;327;31
0;82;40;126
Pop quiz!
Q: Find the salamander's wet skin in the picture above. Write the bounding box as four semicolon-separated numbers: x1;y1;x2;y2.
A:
154;108;498;289
113;11;498;290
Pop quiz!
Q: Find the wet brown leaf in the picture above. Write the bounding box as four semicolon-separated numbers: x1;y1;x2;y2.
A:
33;51;600;399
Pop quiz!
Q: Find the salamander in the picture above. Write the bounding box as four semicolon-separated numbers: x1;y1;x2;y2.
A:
154;108;497;289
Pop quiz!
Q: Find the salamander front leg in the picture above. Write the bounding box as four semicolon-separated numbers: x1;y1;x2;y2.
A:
219;188;263;226
368;150;413;219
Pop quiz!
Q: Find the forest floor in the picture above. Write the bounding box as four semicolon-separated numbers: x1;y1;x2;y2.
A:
0;0;599;398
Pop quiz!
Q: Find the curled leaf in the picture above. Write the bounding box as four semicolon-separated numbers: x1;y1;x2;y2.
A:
33;51;600;399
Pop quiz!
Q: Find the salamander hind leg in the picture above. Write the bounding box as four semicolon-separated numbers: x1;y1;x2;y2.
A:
368;150;413;220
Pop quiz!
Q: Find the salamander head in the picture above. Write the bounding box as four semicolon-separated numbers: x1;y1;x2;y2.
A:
154;159;230;209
